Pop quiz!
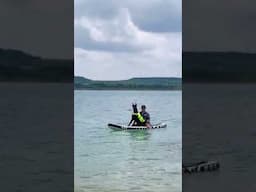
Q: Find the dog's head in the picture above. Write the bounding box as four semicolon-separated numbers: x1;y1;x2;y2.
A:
132;103;138;113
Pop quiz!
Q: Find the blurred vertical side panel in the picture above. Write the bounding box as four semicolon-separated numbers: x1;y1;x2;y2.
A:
0;1;74;191
183;0;256;191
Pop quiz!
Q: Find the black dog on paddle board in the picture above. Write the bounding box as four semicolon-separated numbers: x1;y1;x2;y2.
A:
128;103;140;126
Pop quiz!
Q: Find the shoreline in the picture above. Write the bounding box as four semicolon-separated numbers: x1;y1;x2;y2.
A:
74;88;181;91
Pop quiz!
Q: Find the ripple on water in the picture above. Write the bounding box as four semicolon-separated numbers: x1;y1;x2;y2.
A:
75;90;181;192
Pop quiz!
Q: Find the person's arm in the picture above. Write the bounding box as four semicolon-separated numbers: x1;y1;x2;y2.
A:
146;122;151;128
146;113;152;128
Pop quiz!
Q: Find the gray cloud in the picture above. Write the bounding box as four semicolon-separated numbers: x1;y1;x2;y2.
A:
129;1;181;32
74;15;151;53
75;0;181;33
75;0;182;80
75;0;119;19
75;25;144;53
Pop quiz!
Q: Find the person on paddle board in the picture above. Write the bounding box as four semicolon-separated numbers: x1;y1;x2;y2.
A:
128;103;152;128
140;105;151;128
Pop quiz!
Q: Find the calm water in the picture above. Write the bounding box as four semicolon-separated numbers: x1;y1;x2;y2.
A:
75;90;182;192
1;83;255;191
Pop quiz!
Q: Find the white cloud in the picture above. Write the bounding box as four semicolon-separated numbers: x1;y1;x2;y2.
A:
75;3;181;80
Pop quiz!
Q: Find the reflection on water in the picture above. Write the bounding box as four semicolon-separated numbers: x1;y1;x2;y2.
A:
110;129;151;141
129;130;151;141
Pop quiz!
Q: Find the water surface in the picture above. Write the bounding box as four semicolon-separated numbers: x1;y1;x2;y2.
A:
75;90;182;192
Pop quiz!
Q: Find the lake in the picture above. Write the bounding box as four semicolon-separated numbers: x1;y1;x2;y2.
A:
75;90;182;192
1;83;254;191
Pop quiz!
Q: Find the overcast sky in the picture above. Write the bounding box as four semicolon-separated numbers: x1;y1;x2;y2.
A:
75;0;182;80
1;0;254;72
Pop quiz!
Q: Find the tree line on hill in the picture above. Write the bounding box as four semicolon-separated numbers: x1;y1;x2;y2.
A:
74;76;182;90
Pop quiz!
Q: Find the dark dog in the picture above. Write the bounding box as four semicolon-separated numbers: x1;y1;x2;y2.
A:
128;103;139;126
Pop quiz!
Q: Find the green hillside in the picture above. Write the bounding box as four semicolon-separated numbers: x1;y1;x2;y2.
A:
74;76;181;90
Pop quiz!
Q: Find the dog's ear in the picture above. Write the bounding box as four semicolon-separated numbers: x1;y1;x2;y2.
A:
133;104;138;113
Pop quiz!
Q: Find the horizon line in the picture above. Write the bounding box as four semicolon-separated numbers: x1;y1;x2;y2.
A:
75;76;182;81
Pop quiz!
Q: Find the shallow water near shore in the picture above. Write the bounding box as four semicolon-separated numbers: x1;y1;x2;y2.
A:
75;90;182;192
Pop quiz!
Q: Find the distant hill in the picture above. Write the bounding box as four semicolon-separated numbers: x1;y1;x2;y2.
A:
183;52;256;82
0;48;73;82
74;76;181;90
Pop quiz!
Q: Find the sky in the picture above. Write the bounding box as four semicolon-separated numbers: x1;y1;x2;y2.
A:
1;0;255;70
75;0;182;80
